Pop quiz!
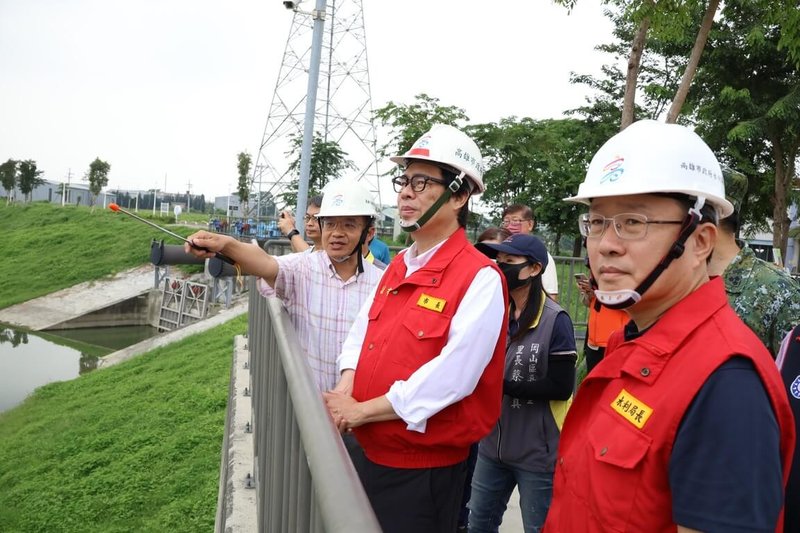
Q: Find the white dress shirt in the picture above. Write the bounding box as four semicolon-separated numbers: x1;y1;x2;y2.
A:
338;237;505;433
542;252;559;295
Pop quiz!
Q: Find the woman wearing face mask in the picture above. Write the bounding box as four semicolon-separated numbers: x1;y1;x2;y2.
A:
469;234;577;533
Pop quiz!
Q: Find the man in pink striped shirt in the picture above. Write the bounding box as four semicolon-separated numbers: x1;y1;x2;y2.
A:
185;179;383;391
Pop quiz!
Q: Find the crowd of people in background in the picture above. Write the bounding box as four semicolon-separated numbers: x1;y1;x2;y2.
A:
186;120;800;533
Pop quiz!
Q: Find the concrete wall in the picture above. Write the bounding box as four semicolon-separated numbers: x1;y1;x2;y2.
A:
46;291;160;330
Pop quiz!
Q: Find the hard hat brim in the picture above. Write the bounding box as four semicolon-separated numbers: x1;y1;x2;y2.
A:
563;191;734;219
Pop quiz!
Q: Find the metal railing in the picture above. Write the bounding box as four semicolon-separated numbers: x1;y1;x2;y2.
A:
553;255;590;340
239;280;379;533
215;250;593;531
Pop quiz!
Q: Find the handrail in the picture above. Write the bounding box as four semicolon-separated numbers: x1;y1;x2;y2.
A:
218;253;592;531
247;282;380;532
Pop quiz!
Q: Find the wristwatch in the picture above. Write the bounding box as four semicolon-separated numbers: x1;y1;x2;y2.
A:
286;229;300;239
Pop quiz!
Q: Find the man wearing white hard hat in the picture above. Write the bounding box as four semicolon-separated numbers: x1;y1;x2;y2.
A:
184;179;383;392
544;120;795;532
324;124;508;533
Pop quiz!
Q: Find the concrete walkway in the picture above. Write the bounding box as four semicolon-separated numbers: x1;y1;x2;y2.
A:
0;265;156;331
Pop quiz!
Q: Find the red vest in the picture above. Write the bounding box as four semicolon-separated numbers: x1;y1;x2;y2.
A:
352;228;508;468
545;278;795;532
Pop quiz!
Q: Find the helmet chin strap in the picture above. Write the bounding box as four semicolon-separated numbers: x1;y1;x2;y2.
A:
400;172;464;233
325;220;372;274
594;201;704;310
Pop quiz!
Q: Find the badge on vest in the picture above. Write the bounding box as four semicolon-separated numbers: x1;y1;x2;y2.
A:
611;389;653;429
417;293;446;312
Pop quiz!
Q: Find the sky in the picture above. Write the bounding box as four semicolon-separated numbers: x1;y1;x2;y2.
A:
0;0;615;204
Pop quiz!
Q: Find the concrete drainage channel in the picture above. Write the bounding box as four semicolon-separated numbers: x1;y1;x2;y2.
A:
99;298;247;368
0;260;249;414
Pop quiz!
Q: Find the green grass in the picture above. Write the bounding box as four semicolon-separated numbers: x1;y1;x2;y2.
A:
0;202;197;309
0;314;246;533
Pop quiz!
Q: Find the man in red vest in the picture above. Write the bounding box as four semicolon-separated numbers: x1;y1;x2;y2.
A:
324;124;508;533
545;120;795;532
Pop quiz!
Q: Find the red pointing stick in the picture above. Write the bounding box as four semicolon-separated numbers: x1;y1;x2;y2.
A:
108;203;235;264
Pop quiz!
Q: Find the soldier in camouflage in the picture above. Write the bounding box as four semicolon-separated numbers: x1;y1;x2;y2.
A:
708;168;800;356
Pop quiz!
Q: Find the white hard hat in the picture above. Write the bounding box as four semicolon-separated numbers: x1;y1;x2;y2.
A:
316;179;377;218
565;120;733;218
389;124;485;194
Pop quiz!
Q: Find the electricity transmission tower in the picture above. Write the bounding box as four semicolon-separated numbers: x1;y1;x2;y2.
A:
252;0;381;214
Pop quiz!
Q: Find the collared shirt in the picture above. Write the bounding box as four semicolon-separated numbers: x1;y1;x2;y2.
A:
258;251;383;391
542;252;559;295
339;238;506;432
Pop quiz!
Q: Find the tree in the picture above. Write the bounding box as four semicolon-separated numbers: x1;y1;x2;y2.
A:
17;160;44;202
665;0;721;122
85;157;111;209
236;151;252;216
568;9;689;129
558;0;724;127
620;0;654;128
472;117;613;255
0;159;17;205
469;117;550;211
374;93;469;161
690;0;800;259
283;132;354;207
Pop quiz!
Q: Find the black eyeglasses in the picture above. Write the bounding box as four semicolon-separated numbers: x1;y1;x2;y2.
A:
391;174;447;193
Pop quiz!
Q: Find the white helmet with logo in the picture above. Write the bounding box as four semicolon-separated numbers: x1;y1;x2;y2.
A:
565;120;733;218
390;124;485;195
316;179;377;218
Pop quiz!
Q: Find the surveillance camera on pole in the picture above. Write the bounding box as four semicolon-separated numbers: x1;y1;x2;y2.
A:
282;0;324;19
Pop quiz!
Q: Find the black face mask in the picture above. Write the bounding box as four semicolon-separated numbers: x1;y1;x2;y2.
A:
498;262;531;291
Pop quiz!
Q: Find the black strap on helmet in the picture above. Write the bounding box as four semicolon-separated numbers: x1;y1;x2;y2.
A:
600;209;702;310
400;174;464;233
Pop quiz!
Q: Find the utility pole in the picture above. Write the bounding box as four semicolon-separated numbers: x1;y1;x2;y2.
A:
62;168;72;206
186;180;192;214
295;0;327;237
252;0;381;229
153;185;158;217
226;183;231;224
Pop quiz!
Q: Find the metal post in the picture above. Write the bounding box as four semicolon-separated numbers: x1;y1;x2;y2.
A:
295;0;327;239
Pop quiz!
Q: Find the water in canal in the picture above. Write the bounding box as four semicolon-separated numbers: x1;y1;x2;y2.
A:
0;324;158;414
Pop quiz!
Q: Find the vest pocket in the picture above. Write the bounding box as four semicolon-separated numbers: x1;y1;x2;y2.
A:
392;307;451;370
588;411;651;468
584;410;652;531
401;306;451;340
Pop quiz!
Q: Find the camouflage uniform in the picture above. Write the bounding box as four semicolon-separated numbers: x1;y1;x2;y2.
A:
723;245;800;356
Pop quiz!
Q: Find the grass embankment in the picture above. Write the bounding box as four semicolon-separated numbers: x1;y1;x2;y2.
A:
0;202;197;309
0;314;246;532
